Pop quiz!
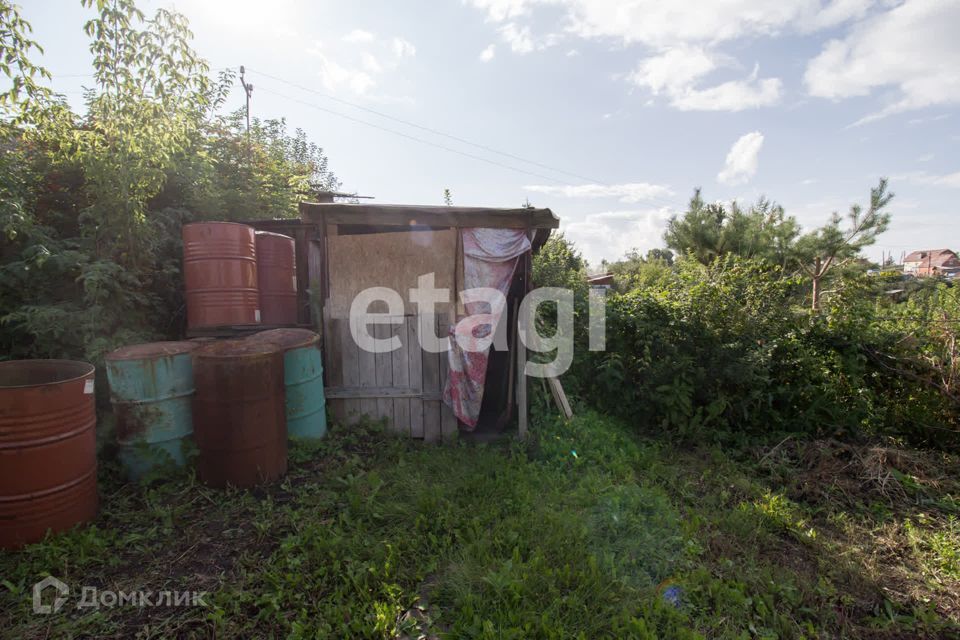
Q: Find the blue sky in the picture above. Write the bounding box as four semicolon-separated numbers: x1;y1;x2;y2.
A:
21;0;960;267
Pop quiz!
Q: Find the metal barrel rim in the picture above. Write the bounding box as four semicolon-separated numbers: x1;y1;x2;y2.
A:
106;341;199;362
194;339;282;360
0;360;95;390
245;329;319;352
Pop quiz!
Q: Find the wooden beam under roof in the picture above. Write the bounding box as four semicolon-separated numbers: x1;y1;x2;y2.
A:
299;202;560;230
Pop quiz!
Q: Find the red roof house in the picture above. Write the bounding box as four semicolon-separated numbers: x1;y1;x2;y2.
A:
903;249;960;277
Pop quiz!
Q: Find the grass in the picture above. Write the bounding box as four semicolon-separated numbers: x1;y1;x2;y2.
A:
2;409;959;638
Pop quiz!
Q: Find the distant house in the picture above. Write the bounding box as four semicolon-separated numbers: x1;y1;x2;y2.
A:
587;273;614;289
903;249;960;277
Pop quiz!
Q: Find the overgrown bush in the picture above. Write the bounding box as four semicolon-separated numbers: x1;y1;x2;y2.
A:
0;0;338;363
561;255;959;448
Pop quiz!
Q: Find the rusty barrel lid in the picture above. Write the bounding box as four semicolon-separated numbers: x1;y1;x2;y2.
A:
254;230;295;241
194;338;282;359
0;359;95;388
245;328;319;352
106;341;200;362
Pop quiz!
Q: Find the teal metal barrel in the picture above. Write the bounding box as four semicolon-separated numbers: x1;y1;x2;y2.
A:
105;342;200;480
246;329;326;440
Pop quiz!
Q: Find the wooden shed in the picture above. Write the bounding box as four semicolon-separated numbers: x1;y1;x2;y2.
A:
286;201;560;441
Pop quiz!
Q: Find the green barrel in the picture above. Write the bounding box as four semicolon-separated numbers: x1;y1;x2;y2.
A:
246;329;327;440
105;342;200;480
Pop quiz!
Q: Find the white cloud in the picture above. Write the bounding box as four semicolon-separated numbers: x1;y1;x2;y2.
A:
717;131;764;186
479;44;497;62
567;0;871;46
468;0;871;47
499;22;537;53
307;31;417;96
907;114;950;126
672;72;782;111
468;0;535;23
566;49;580;57
629;45;717;95
562;208;674;266
392;37;417;58
805;0;960;123
523;182;673;203
898;171;960;189
798;0;874;32
466;0;870;110
629;47;781;111
314;53;376;94
343;29;375;44
361;53;383;74
168;0;304;40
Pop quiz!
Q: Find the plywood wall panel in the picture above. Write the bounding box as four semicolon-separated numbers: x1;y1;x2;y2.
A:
326;227;456;317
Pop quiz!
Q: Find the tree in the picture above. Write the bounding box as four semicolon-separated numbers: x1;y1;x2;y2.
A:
73;0;212;264
605;248;675;292
169;109;340;220
794;179;892;311
532;233;587;291
664;189;799;268
646;248;673;266
0;0;342;361
0;0;56;127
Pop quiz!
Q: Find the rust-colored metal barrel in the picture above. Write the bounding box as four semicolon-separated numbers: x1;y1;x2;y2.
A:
0;360;98;549
246;329;326;440
255;231;298;326
192;340;287;488
183;222;260;329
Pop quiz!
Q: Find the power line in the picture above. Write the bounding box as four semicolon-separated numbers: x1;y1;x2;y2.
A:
253;75;682;210
46;66;682;209
256;85;579;185
245;66;609;186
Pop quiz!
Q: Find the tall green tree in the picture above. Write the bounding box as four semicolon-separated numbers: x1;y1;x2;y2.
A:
168;108;340;220
664;190;799;268
0;0;51;123
794;179;892;310
604;248;675;292
532;233;587;291
73;0;211;264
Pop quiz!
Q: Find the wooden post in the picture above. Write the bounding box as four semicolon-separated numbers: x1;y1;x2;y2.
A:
517;334;527;438
547;376;573;420
518;234;533;438
506;299;518;414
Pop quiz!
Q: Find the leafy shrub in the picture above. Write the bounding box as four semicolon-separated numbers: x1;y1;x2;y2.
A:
564;255;959;447
0;1;339;365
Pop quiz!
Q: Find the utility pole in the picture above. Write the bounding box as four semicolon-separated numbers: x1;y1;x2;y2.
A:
239;65;254;159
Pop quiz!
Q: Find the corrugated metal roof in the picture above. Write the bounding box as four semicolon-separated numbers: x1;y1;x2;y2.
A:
904;249;958;265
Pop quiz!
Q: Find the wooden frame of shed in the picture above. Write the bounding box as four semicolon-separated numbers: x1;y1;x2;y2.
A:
287;201;560;441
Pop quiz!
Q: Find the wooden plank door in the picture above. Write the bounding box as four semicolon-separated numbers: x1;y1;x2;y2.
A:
324;313;456;441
